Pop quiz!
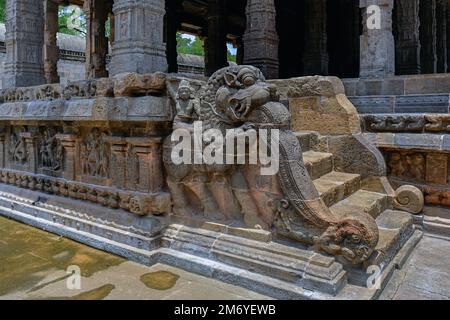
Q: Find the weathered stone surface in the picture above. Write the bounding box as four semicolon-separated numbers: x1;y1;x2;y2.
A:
113;72;167;97
271;77;362;136
343;74;450;97
359;0;395;78
328;134;387;178
303;151;333;180
243;0;279;79
270;76;346;99
394;185;425;214
109;0;167;75
2;0;46;88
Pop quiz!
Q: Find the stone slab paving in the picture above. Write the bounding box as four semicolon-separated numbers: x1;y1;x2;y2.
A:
380;235;450;300
1;215;450;300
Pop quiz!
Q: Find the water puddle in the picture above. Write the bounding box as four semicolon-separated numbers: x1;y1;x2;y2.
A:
140;271;180;290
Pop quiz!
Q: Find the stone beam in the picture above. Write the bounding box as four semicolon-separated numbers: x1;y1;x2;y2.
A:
243;0;279;79
2;0;46;88
110;0;167;75
360;0;395;78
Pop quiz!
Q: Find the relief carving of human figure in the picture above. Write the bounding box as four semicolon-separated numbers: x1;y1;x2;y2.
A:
173;80;200;131
82;129;109;178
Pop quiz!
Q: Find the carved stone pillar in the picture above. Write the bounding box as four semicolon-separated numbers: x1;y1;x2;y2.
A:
109;13;115;44
166;0;182;73
436;0;448;73
359;0;395;78
235;37;244;65
395;0;421;75
110;0;167;75
85;0;109;79
303;0;328;76
206;0;228;76
3;0;45;88
203;36;209;70
420;0;437;74
447;0;450;71
20;132;39;174
243;0;279;79
127;138;163;193
0;134;6;169
105;137;128;189
56;134;77;181
44;0;60;84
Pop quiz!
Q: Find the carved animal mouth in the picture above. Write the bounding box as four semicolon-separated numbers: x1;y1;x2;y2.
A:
229;100;251;120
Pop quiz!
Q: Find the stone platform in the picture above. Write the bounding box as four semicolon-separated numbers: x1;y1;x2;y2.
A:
0;69;426;300
0;181;422;300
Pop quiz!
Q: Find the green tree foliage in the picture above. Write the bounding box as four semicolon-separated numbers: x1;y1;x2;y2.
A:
58;6;86;36
176;32;236;62
0;0;5;23
177;33;204;56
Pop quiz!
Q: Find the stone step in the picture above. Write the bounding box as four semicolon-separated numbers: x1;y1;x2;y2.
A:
162;224;348;296
330;190;389;219
313;172;361;207
345;209;417;287
424;216;450;238
303;151;334;180
349;94;450;114
369;210;414;267
295;131;319;152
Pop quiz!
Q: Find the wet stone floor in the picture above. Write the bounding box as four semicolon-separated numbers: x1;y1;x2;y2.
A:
1;215;450;300
0;216;270;300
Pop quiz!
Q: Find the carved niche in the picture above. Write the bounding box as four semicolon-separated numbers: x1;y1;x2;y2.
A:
79;128;110;181
38;127;64;173
8;127;28;166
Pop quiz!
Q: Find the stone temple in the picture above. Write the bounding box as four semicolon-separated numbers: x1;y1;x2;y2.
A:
0;0;449;300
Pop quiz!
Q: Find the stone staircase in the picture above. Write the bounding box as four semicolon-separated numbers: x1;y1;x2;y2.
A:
297;131;420;284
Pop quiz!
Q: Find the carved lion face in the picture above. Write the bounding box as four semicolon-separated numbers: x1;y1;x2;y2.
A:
318;219;376;265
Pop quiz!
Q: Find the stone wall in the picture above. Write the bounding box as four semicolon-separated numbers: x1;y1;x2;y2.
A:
362;114;450;208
